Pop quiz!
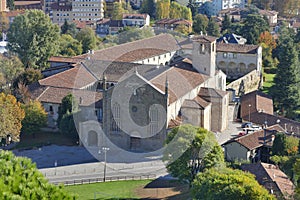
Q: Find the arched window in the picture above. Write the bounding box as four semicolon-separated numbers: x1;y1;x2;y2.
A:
111;103;121;132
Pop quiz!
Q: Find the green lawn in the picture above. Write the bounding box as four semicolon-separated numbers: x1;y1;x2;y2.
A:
64;180;152;200
262;73;275;94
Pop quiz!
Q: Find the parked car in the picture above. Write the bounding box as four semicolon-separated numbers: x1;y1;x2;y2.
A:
241;122;253;128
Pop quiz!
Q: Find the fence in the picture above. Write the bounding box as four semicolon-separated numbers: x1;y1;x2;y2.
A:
51;174;157;186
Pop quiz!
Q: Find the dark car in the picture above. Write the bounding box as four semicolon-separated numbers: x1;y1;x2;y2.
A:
241;122;253;128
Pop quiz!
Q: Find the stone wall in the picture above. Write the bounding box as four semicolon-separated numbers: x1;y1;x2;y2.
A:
226;70;262;96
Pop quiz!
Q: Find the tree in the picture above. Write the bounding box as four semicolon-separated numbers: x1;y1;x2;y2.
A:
192;167;275;199
0;93;25;142
0;12;9;38
0;54;24;88
163;125;224;185
61;19;78;38
139;0;155;18
270;27;300;117
7;10;60;69
6;0;14;10
13;68;43;88
21;100;47;137
192;14;208;34
0;151;76;199
111;1;128;20
242;14;269;44
174;24;191;35
117;27;155;44
207;17;220;37
156;0;170;20
187;0;199;17
258;31;277;69
272;133;287;156
58;34;82;56
221;14;231;34
75;27;97;53
169;2;192;20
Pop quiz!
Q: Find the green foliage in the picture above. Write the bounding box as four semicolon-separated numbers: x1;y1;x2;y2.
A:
58;34;82;57
0;150;76;199
156;0;170;20
59;112;78;139
21;100;47;136
61;20;78;38
0;54;24;88
207;18;220;37
7;10;60;69
0;93;25;142
272;133;287;156
191;167;275;199
169;2;192;21
75;27;97;53
174;24;191;35
0;12;9;35
163;125;224;184
139;0;155;18
221;14;231;34
117;27;154;44
13;68;43;88
270;26;300;118
111;1;129;20
6;0;14;10
192;14;208;34
241;14;269;44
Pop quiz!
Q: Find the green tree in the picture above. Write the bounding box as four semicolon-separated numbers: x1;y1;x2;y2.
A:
61;19;78;38
221;14;231;34
207;17;220;37
272;133;287;156
258;31;278;69
139;0;155;18
7;10;60;69
58;34;82;56
21;100;47;137
192;14;208;34
0;93;25;142
0;54;24;88
0;12;9;38
192;167;275;199
174;24;191;35
13;68;43;88
6;0;14;10
242;14;269;44
75;27;97;53
0;151;76;199
163;125;224;185
156;0;170;20
111;1;127;20
187;0;199;17
117;27;154;44
271;27;300;117
169;2;192;21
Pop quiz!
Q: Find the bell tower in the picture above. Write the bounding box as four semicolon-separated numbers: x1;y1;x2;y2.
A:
192;35;216;77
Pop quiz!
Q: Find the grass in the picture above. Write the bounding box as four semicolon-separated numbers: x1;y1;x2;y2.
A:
262;73;275;94
64;180;152;200
14;131;77;149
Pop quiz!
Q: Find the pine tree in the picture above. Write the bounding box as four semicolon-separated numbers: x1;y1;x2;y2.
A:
271;27;300;118
207;18;220;37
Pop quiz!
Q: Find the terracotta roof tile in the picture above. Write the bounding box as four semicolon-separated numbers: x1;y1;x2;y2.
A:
217;43;260;53
231;124;285;150
192;35;217;43
199;87;228;100
48;56;83;63
73;34;180;62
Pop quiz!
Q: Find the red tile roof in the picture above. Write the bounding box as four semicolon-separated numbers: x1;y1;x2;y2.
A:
217;43;260;54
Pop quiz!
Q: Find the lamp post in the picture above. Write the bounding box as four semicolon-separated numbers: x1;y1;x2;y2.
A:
248;104;251;122
101;147;109;182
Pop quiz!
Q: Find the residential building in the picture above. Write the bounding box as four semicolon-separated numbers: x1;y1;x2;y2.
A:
14;0;42;10
155;18;192;32
216;43;262;80
122;13;150;27
199;0;246;17
31;34;229;151
44;0;104;23
217;33;247;44
241;162;294;199
223;124;285;162
0;0;8;11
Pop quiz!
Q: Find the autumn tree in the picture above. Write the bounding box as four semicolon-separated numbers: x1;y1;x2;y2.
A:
163;125;224;185
58;34;82;56
0;151;76;199
75;27;97;53
192;14;208;34
21;100;47;137
156;0;170;20
0;93;25;142
258;31;277;69
7;10;60;69
192;167;275;199
169;2;192;21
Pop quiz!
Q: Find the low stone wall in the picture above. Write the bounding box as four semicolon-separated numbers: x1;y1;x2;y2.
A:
226;70;261;96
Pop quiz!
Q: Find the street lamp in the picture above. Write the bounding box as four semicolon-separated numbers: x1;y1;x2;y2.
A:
248;104;251;122
101;147;109;182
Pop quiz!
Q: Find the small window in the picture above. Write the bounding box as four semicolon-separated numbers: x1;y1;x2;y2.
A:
223;53;227;58
233;53;237;58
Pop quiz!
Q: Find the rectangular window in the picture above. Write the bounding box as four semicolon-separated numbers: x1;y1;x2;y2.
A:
223;53;227;58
